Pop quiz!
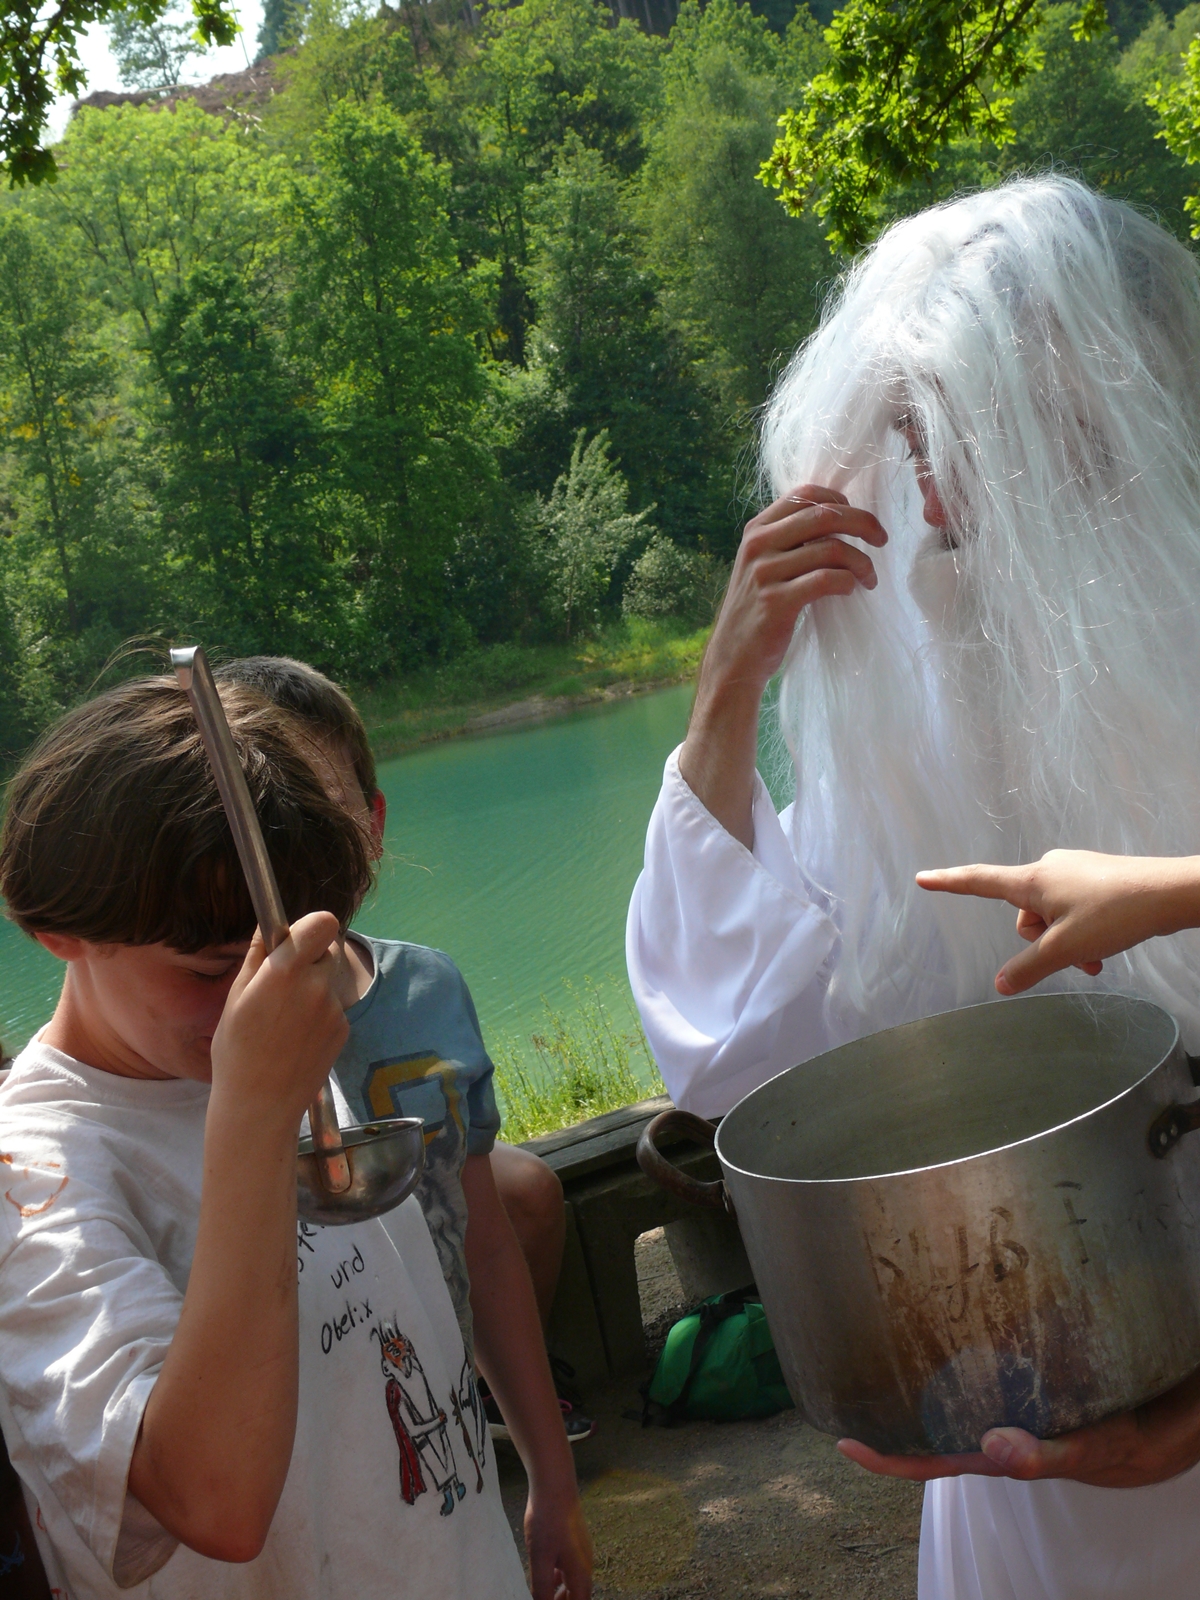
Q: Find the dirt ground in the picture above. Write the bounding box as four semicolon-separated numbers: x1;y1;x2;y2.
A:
497;1230;924;1600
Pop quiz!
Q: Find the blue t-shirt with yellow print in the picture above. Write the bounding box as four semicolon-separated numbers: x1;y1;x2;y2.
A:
332;936;501;1354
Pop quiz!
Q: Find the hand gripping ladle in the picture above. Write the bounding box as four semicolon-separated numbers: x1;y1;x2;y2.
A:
172;646;425;1226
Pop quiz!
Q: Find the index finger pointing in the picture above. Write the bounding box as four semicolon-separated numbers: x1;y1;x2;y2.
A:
916;865;1027;904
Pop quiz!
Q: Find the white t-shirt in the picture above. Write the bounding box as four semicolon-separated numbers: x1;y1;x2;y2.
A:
0;1039;530;1600
626;746;1200;1600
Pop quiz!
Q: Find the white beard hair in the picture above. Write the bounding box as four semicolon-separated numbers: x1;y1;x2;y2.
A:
763;176;1200;1049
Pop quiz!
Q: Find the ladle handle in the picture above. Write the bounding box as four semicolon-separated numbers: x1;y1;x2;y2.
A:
636;1109;731;1213
170;646;352;1195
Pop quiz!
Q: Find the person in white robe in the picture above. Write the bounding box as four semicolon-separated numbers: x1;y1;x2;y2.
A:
626;175;1200;1600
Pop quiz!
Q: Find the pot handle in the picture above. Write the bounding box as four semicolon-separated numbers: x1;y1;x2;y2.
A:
1149;1101;1200;1157
636;1109;731;1213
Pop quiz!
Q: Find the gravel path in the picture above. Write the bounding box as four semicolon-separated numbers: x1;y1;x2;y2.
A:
497;1229;924;1599
497;1381;923;1599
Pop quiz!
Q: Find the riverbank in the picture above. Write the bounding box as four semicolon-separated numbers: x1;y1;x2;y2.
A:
355;617;707;761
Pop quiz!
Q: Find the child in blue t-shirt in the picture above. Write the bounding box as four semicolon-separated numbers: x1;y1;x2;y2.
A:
214;662;594;1475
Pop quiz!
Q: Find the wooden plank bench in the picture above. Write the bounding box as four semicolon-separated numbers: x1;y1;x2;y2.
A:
521;1097;751;1384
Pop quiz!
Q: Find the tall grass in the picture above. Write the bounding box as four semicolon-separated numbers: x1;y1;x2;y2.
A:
354;618;709;760
493;979;666;1141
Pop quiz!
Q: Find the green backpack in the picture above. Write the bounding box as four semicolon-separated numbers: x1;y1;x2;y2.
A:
642;1290;795;1425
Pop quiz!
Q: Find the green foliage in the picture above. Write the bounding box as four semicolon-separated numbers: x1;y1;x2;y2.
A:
290;100;497;665
258;0;309;58
1001;4;1192;228
146;264;340;656
1147;13;1200;231
468;0;662;181
0;0;238;185
640;0;829;412
622;534;723;625
3;0;1200;759
0;207;152;735
445;0;662;365
523;134;724;544
492;979;664;1141
47;102;278;332
1119;0;1200;89
761;0;1108;253
537;428;654;637
108;5;200;89
354;617;711;758
1108;0;1195;48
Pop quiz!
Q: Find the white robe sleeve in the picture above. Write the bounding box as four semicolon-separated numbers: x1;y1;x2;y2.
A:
626;747;838;1117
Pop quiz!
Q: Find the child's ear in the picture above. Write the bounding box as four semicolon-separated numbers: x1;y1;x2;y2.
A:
369;790;386;852
33;931;89;963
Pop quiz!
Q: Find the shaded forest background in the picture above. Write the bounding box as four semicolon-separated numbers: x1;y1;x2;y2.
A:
2;0;1200;755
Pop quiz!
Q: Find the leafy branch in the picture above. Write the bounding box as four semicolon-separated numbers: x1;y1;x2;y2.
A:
1148;36;1200;235
759;0;1107;255
0;0;238;187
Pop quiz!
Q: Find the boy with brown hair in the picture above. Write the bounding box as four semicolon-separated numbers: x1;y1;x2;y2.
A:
0;676;590;1599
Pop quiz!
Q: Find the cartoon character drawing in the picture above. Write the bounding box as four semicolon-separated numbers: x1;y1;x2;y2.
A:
450;1355;486;1493
374;1320;466;1516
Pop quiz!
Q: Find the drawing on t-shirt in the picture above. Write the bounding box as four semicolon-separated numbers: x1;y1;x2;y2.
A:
363;1052;464;1145
451;1355;486;1493
373;1320;467;1516
0;1152;69;1217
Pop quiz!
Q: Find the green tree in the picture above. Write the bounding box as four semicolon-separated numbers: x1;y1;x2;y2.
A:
146;264;344;658
1108;0;1195;48
0;0;237;184
258;0;309;57
522;135;725;547
760;0;1107;252
290;100;497;665
1118;0;1200;92
873;2;1199;232
640;0;828;412
1146;10;1200;232
1000;3;1192;230
108;4;200;88
46;102;279;341
0;208;152;722
467;0;661;178
537;428;653;637
622;532;717;622
33;102;336;657
451;0;663;363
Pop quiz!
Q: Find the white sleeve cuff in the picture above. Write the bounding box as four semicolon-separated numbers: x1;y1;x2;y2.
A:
627;747;837;1115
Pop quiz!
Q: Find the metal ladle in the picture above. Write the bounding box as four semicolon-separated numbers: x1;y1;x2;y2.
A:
172;645;426;1226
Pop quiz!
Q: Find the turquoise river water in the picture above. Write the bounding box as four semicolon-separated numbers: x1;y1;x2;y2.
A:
0;682;696;1059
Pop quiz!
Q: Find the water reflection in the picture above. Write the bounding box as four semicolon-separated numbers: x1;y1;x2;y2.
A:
0;683;695;1057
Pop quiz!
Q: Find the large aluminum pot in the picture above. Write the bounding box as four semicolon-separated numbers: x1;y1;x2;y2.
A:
637;993;1200;1454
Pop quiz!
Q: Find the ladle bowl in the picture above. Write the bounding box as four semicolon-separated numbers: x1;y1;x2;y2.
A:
298;1116;426;1227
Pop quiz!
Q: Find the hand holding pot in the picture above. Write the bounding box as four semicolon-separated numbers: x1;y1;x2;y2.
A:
838;1364;1200;1487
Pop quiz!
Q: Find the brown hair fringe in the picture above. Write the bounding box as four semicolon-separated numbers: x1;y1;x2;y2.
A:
0;676;374;951
215;656;377;800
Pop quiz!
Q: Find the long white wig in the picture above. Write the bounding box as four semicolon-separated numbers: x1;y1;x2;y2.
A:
762;176;1200;1044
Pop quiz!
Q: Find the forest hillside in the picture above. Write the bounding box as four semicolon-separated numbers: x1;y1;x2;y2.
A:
1;0;1198;753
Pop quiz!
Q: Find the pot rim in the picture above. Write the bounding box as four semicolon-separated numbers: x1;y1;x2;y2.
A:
714;991;1181;1188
